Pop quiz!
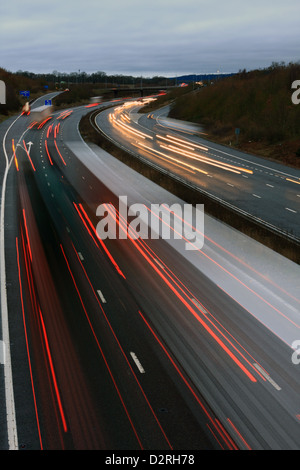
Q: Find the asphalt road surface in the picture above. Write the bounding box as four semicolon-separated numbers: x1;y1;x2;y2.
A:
0;97;299;450
95;102;300;240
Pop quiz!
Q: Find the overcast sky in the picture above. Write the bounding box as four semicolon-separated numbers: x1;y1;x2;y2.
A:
0;0;299;77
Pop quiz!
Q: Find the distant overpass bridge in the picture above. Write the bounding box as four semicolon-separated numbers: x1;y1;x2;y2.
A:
102;86;175;98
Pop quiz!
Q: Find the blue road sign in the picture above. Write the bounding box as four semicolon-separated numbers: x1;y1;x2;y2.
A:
45;100;52;106
20;91;30;97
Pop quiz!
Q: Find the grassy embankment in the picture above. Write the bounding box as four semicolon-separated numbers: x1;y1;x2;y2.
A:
0;68;100;119
0;67;54;122
143;63;300;168
168;63;300;169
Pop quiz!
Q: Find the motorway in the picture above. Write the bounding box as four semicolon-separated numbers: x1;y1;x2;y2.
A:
95;102;300;240
0;95;300;450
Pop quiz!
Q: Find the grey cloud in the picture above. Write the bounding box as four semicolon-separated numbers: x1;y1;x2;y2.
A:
0;0;299;75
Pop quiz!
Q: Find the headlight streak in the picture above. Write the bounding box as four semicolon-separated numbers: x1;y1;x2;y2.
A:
39;305;68;434
27;120;38;129
132;141;207;175
113;116;153;140
57;110;73;120
108;108;252;176
164;134;209;152
158;143;251;175
22;209;33;262
12;139;19;171
54;123;60;139
286;178;300;185
157;134;198;151
47;124;53;138
74;199;249;447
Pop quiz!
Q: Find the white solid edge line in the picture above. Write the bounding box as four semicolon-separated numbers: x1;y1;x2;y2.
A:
1;114;21;450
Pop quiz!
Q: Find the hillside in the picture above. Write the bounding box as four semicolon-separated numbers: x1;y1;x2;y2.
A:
168;63;300;168
0;68;53;119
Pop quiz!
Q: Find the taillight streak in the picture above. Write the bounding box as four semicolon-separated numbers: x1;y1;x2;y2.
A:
27;121;38;129
132;205;268;381
70;241;173;449
60;244;143;449
53;123;60;138
162;204;300;306
73;202;126;279
104;203;257;383
227;418;252;450
159;143;243;174
44;140;53;165
38;117;52;129
12;139;19;171
138;309;237;450
19;228;67;445
22;209;32;262
38;306;68;433
54;140;66;166
16;236;43;449
158;205;300;329
23;140;36;171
